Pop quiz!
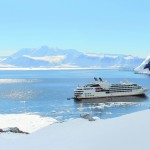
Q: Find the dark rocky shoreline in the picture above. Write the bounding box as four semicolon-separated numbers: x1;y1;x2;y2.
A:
0;127;29;134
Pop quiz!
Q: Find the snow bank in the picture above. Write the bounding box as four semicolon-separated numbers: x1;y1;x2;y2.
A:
1;110;150;150
0;114;57;133
135;55;150;74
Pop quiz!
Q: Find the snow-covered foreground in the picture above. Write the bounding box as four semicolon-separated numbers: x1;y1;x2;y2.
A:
1;110;150;150
0;114;57;133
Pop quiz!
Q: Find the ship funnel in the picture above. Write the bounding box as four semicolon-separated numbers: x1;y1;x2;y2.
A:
99;78;102;81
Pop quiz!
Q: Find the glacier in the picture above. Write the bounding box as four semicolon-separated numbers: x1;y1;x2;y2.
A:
134;55;150;74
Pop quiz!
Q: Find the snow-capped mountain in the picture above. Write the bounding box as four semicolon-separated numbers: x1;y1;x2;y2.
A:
0;46;145;68
134;55;150;74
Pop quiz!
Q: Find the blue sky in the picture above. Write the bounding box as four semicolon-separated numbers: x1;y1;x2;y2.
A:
0;0;150;56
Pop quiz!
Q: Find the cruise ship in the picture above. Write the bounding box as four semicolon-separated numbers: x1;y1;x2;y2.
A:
74;78;149;100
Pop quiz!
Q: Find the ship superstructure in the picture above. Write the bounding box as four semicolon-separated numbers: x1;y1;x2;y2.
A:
74;78;148;99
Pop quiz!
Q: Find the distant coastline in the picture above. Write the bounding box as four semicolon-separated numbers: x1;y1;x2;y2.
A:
0;67;132;71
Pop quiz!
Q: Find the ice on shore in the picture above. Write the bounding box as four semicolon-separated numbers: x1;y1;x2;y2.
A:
0;110;150;150
0;113;57;133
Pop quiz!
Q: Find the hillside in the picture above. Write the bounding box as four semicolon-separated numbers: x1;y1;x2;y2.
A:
0;46;144;69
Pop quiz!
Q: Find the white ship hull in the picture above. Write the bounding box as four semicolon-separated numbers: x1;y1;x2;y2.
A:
74;88;148;100
74;78;149;100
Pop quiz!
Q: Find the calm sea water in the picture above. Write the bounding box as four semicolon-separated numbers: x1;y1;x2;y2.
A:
0;69;149;121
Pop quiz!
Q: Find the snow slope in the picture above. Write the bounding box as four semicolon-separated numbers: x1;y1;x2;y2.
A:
134;55;150;74
1;110;150;150
0;114;57;133
1;46;144;68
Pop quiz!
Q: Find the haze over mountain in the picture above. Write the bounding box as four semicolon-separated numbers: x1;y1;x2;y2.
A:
0;46;145;69
134;55;150;74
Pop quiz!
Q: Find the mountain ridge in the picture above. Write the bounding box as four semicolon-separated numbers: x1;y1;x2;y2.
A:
0;46;145;69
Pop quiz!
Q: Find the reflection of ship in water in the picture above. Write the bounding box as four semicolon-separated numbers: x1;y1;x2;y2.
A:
74;96;149;119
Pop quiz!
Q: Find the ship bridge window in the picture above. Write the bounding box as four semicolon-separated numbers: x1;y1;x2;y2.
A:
85;84;100;87
90;84;100;87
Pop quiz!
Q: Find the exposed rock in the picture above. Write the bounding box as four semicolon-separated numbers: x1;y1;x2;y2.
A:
144;61;150;70
0;129;5;133
8;127;29;134
0;127;29;134
80;114;96;121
